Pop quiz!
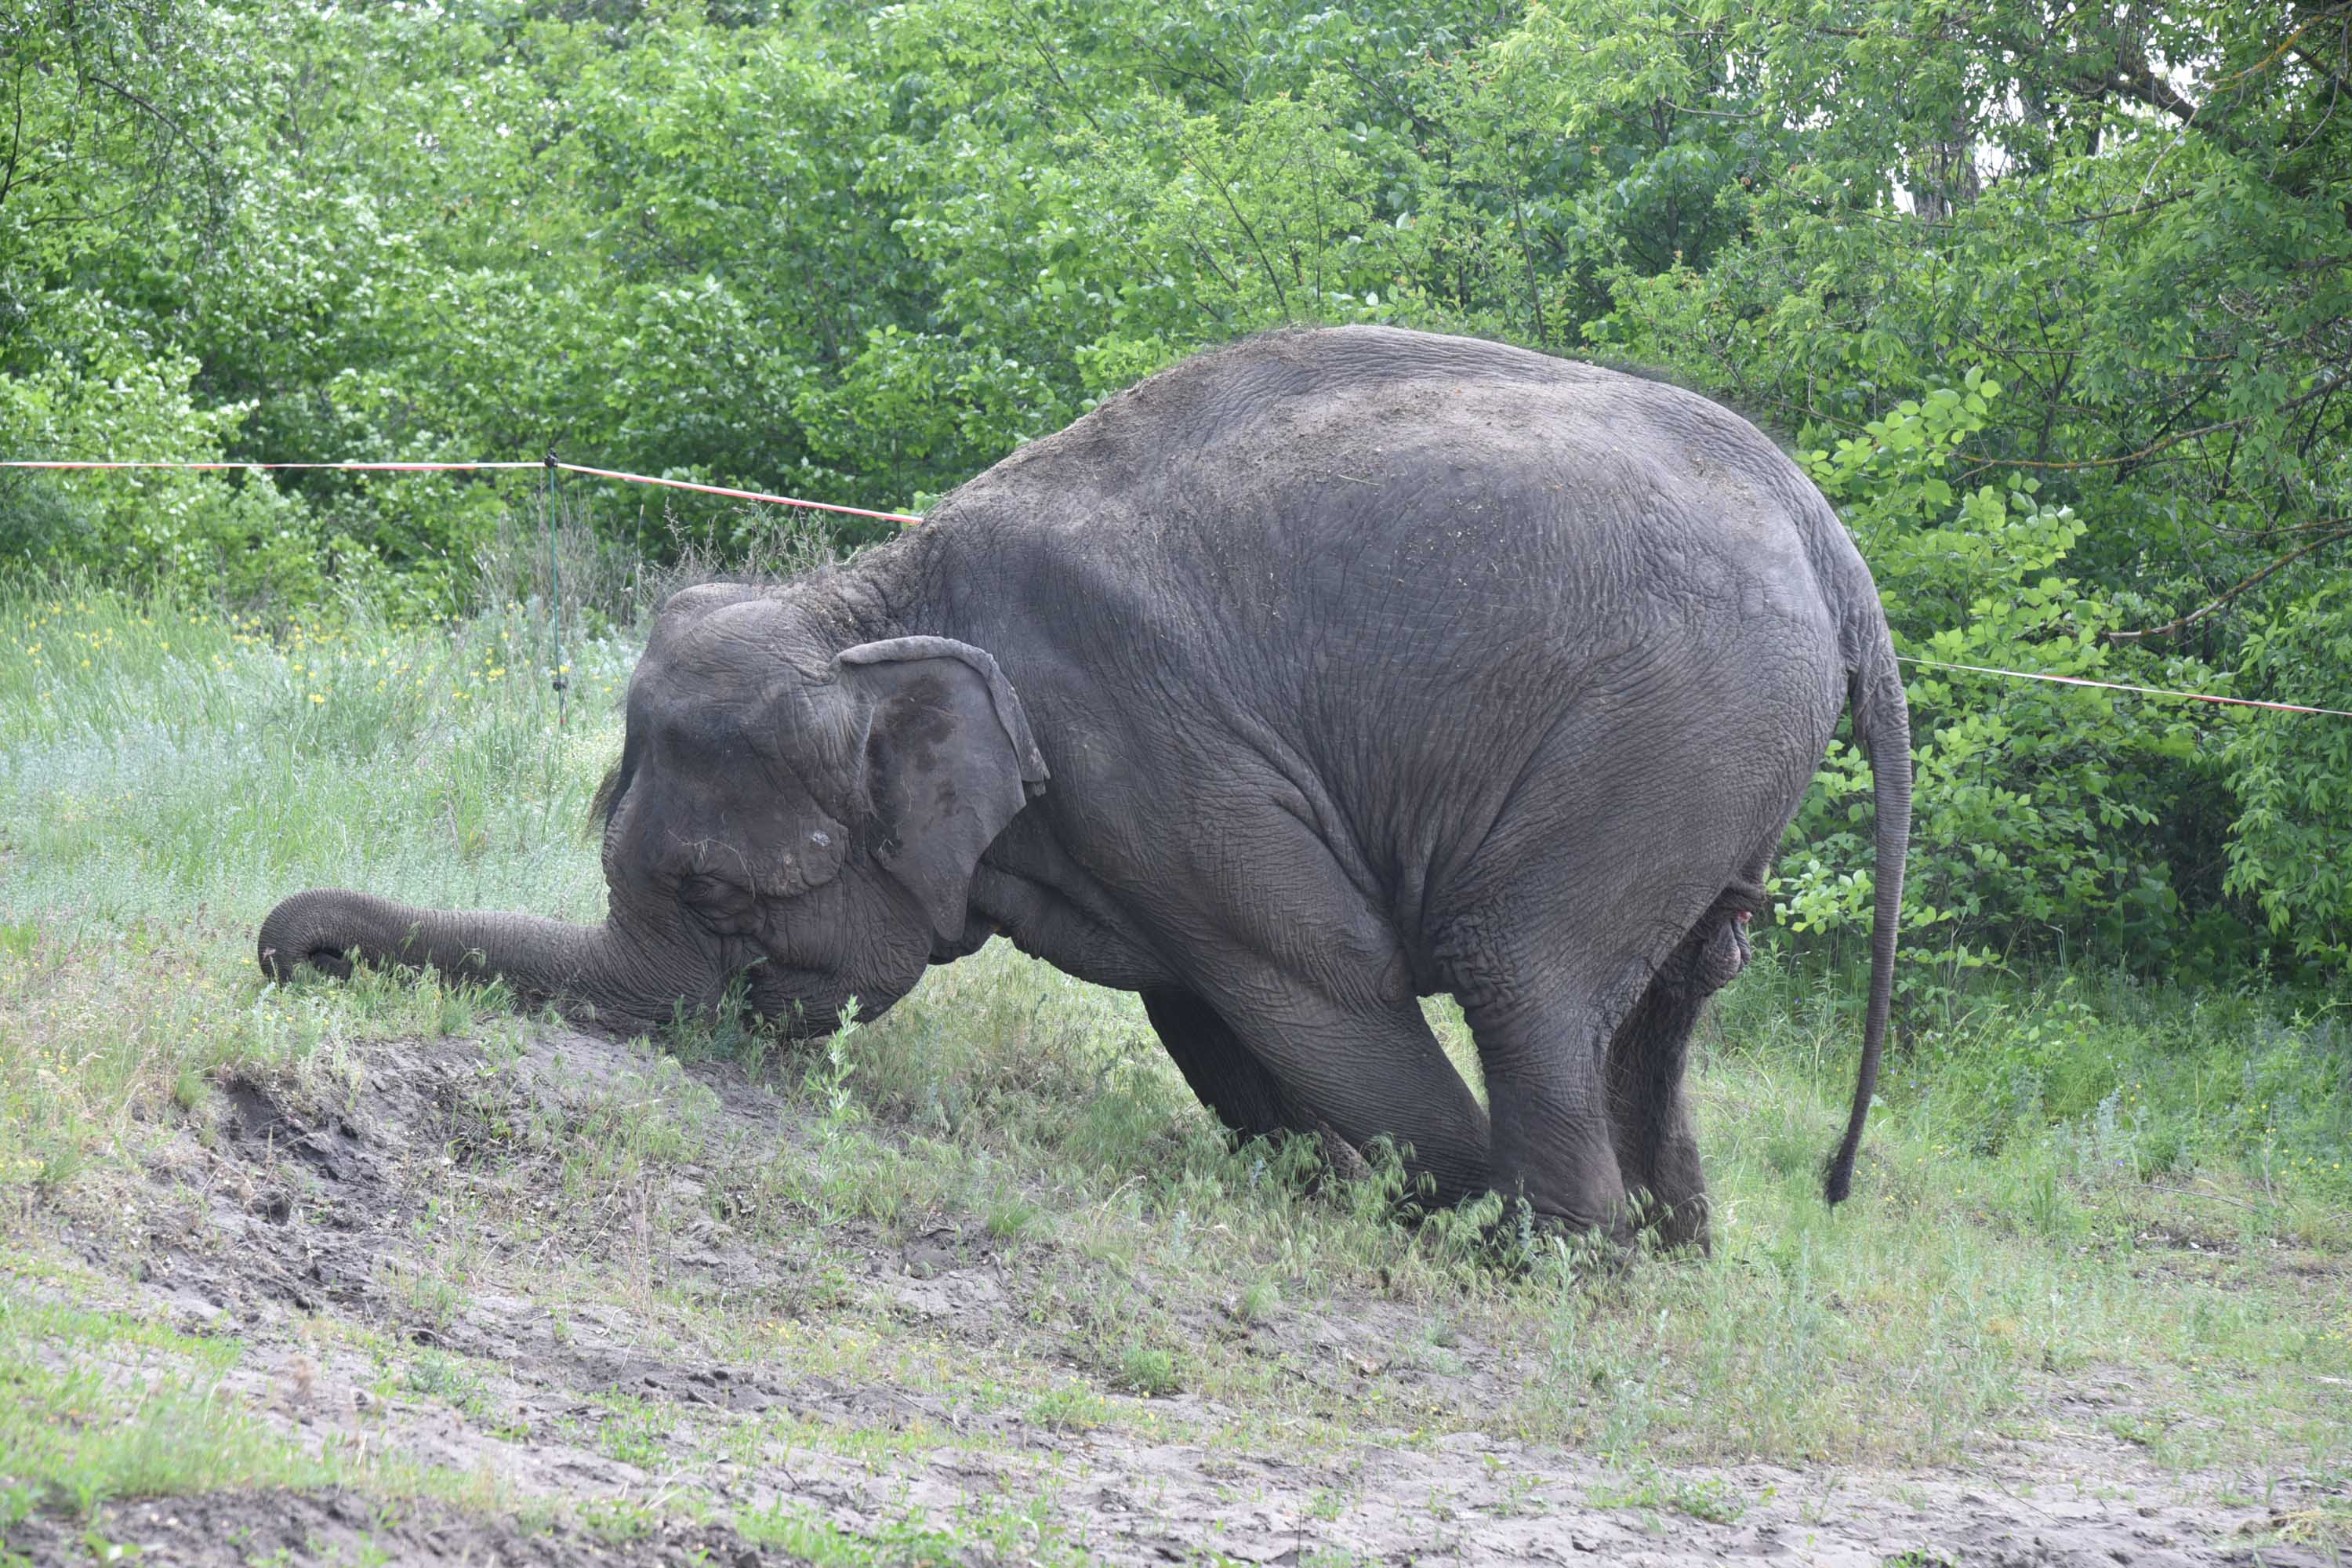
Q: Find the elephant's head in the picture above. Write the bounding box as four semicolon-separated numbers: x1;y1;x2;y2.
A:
258;583;1048;1034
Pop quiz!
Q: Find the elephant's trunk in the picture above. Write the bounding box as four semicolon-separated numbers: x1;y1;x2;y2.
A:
256;888;679;1031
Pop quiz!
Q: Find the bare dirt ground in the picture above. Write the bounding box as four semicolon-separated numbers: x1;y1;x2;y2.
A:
6;1025;2337;1567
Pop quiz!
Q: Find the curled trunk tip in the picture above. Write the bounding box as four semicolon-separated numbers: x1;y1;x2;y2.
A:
258;887;368;982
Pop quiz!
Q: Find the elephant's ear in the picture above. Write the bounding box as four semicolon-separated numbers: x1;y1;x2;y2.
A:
837;637;1049;942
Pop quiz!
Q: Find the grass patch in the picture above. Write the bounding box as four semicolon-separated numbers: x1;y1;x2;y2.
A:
739;1496;1093;1568
0;1294;318;1517
1587;1465;1752;1525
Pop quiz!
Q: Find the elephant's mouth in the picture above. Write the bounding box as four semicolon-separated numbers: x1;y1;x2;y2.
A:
739;958;862;1036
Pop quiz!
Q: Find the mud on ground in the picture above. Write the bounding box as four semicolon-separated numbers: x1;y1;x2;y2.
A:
5;1026;2338;1566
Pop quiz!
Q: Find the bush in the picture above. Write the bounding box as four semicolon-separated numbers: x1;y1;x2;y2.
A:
1772;376;2227;978
2223;579;2352;969
0;304;324;603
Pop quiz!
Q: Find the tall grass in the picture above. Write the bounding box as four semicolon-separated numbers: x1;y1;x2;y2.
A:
0;581;629;1189
1715;949;2352;1208
0;580;628;927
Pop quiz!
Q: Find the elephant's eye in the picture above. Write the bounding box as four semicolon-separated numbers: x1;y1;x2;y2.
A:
678;872;761;936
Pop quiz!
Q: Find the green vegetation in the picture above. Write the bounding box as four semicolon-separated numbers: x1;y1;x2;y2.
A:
0;1301;330;1512
3;0;2347;971
0;1283;465;1526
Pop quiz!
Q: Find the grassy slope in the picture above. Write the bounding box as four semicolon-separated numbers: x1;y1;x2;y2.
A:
2;585;2347;1550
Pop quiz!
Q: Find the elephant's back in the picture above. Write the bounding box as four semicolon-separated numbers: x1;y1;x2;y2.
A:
933;325;1858;734
942;325;1835;608
944;325;1675;526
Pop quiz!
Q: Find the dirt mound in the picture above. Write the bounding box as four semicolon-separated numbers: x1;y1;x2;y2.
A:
142;1065;435;1319
132;1028;800;1340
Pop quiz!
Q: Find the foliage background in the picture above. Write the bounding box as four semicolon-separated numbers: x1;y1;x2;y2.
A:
2;0;2347;978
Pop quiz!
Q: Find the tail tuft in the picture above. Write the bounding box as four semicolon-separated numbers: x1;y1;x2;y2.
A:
1822;1149;1855;1206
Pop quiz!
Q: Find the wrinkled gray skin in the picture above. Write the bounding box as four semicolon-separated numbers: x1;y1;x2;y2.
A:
261;327;1910;1247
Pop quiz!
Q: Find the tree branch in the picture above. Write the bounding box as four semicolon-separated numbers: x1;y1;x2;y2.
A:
2104;524;2352;642
1;63;24;211
1187;151;1289;317
82;71;202;158
1009;8;1105;135
1962;374;2348;474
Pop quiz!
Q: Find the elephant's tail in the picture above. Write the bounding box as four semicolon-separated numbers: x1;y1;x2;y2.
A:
1824;619;1911;1204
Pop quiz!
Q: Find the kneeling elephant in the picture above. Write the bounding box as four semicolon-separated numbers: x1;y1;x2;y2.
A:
260;325;1911;1250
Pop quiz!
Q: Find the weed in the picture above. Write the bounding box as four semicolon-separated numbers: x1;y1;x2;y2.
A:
1113;1342;1181;1397
1588;1465;1748;1525
736;1502;960;1566
1236;1276;1282;1323
375;1259;466;1331
592;1393;671;1470
1025;1384;1109;1432
804;1002;866;1134
401;1352;507;1432
577;1497;658;1543
985;1195;1044;1242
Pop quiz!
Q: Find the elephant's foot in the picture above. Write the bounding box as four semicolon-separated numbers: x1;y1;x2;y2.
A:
1617;1116;1712;1254
1626;1185;1712;1255
1465;1198;1638;1276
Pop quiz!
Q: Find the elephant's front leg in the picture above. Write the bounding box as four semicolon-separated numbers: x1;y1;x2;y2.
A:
1143;987;1449;1194
1165;961;1493;1208
1142;986;1307;1145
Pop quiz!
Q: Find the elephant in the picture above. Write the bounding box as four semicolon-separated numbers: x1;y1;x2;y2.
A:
260;325;1911;1249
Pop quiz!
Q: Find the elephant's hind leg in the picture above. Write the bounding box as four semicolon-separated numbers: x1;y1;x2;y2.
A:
1450;976;1632;1244
1604;972;1711;1252
1439;860;1746;1246
1606;866;1771;1252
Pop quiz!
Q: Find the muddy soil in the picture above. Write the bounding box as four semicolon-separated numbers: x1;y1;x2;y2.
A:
6;1027;2336;1566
